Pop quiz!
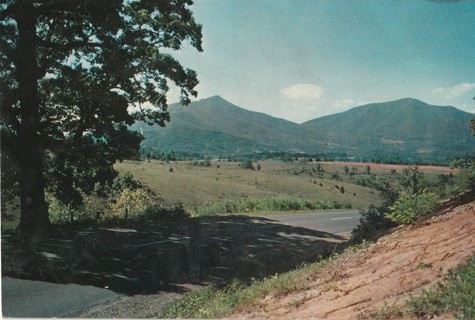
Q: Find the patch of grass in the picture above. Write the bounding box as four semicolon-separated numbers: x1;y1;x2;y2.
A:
193;196;346;216
357;303;404;320
406;255;475;320
360;255;475;320
154;242;371;319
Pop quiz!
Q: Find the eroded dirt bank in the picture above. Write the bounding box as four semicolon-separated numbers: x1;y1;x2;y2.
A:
232;201;475;319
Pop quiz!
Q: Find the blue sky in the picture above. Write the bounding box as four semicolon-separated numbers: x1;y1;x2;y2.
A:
168;0;475;123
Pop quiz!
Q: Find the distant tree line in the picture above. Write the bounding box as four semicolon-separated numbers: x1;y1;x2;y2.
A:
138;148;472;166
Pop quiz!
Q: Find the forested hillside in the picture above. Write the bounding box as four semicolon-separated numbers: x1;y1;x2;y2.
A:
134;96;475;163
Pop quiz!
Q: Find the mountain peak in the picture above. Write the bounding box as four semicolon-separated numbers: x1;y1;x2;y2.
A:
200;95;228;103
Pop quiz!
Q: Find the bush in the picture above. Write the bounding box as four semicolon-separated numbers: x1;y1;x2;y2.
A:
111;188;155;219
352;205;395;242
195;196;341;216
190;159;212;167
239;160;255;170
47;194;75;224
385;190;439;225
141;203;189;221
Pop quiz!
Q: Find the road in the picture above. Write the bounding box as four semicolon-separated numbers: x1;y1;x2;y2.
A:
260;210;361;235
2;210;361;318
1;276;121;318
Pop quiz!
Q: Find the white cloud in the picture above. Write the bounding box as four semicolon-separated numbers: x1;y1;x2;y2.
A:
334;99;368;111
432;82;475;99
281;84;325;101
334;99;355;110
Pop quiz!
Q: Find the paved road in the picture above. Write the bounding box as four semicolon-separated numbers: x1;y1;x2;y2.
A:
2;210;361;318
260;210;361;235
1;276;121;318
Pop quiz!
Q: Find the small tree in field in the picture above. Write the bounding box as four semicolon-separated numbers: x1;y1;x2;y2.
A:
240;160;255;170
365;165;371;175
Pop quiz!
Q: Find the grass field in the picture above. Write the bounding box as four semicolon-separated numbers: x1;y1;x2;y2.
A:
114;160;382;211
2;159;455;232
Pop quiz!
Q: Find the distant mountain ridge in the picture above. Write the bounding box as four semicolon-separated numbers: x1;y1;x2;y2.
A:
133;96;475;162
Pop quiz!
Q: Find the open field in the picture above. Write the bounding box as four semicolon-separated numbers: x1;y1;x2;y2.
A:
316;161;456;174
114;160;382;211
2;159;455;232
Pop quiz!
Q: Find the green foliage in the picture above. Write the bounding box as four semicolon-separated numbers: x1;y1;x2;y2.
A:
195;196;341;216
365;165;371;175
189;159;212;167
330;173;341;181
406;255;475;319
450;159;475;191
385;190;439;225
1;0;203;230
111;188;155;219
140;203;189;221
239;160;255;170
287;165;325;176
352;205;395;242
47;194;76;224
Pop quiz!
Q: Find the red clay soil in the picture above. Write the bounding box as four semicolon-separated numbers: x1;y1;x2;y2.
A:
231;201;475;319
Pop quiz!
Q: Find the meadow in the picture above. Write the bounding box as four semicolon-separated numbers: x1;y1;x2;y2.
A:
114;160;383;213
2;159;456;232
114;159;455;213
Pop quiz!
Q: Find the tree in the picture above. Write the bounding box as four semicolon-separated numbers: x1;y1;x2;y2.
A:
343;166;349;174
240;160;255;170
0;0;202;236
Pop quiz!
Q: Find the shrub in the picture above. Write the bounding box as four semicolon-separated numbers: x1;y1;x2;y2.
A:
195;196;340;216
239;160;255;170
111;188;155;219
47;194;76;224
141;203;189;221
385;190;439;225
352;205;395;242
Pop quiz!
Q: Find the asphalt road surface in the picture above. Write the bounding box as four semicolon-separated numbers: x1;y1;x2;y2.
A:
1;276;121;318
261;210;361;235
2;210;361;318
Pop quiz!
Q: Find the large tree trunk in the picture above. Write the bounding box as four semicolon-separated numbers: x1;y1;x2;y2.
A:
14;0;51;237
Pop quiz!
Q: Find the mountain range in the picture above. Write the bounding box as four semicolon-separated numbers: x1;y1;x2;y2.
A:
133;96;475;163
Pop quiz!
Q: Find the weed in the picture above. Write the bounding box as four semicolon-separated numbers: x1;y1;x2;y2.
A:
407;255;475;319
361;255;475;320
416;262;433;270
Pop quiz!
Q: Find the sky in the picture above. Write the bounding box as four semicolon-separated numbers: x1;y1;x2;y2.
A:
167;0;475;123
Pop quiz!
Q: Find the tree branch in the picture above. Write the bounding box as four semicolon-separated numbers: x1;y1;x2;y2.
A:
38;38;106;52
34;0;75;16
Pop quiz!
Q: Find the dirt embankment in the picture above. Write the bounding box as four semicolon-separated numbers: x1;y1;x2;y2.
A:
232;201;475;319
